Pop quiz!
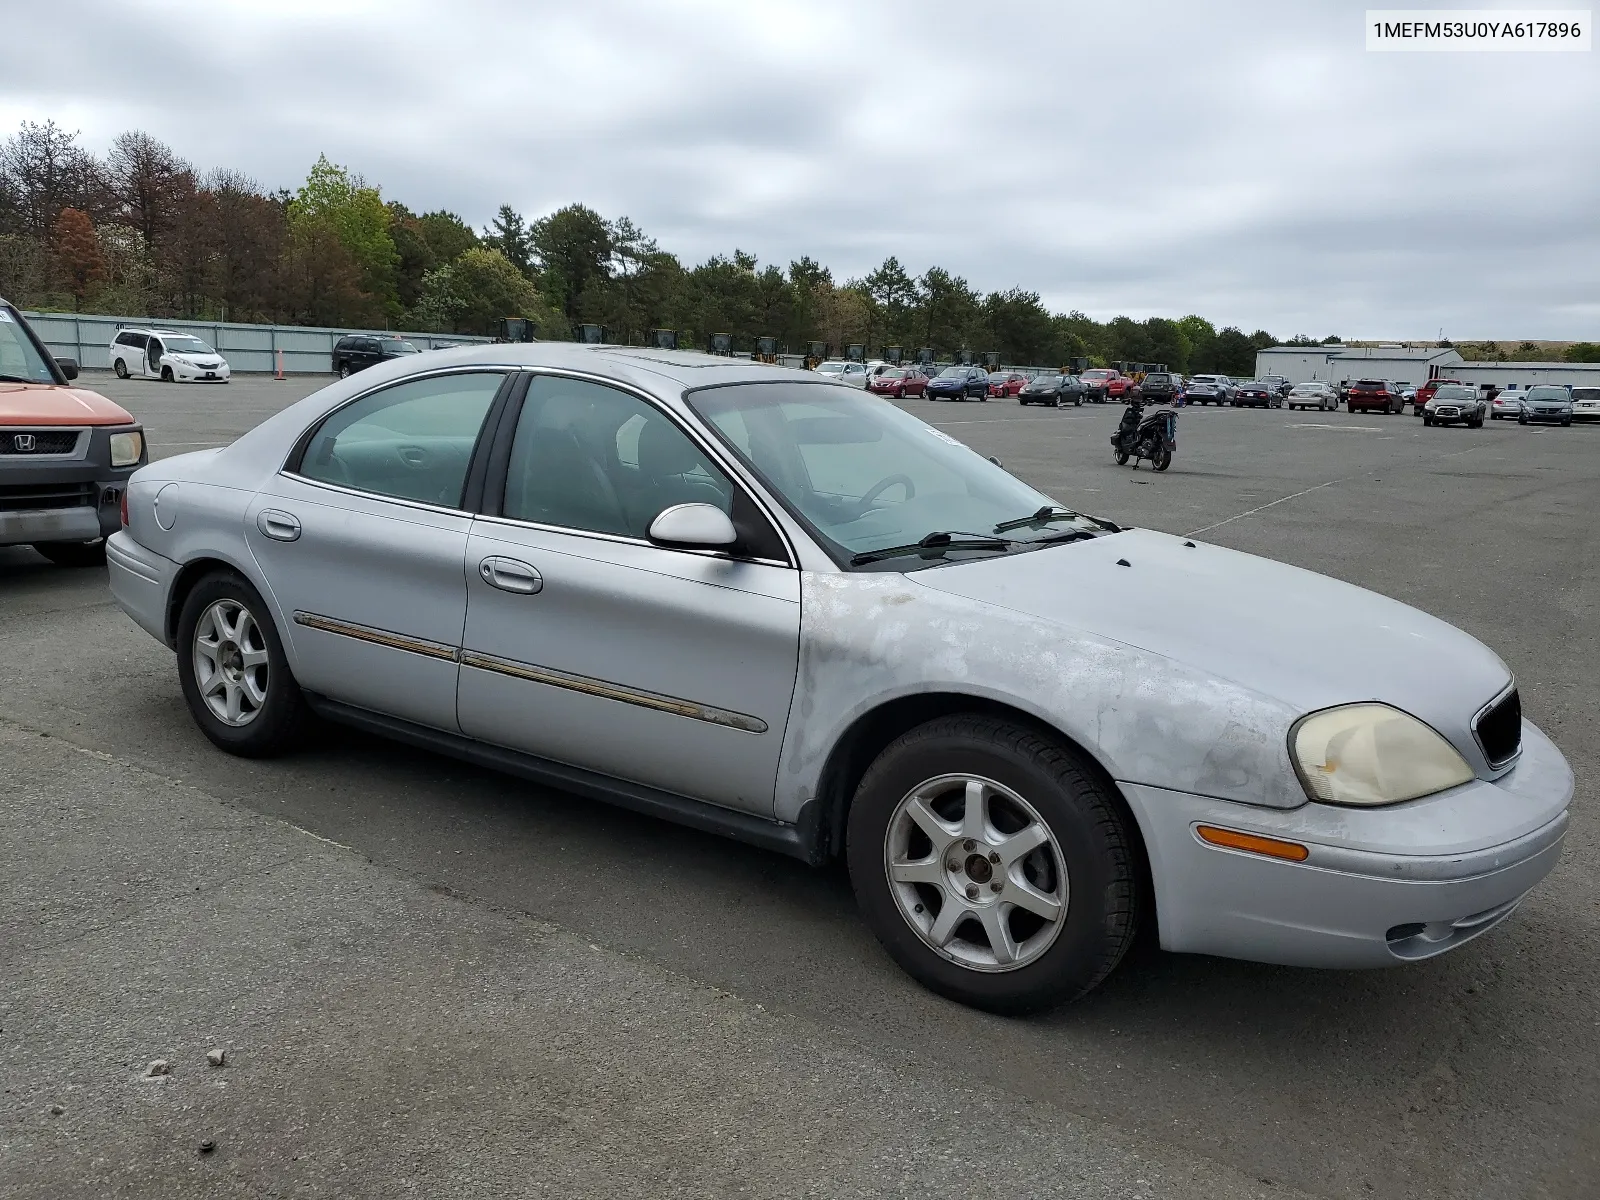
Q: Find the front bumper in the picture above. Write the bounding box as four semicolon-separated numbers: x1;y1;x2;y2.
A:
0;505;103;545
106;531;180;646
1523;410;1572;423
1123;719;1572;968
171;362;231;382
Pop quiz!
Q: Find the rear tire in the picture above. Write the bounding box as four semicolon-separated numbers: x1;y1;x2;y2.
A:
846;714;1140;1014
113;358;129;379
1114;450;1129;465
32;539;107;567
338;364;352;379
1153;446;1172;471
176;571;309;758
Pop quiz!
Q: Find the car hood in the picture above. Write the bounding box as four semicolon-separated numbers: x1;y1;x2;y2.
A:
0;382;135;426
911;527;1511;745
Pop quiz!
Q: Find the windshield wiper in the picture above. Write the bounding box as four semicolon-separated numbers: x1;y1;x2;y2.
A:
994;505;1120;534
850;530;1016;566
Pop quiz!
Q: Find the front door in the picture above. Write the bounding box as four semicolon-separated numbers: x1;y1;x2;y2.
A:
243;369;509;730
456;373;800;816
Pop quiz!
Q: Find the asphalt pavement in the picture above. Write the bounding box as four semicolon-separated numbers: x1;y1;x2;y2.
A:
2;373;1596;1199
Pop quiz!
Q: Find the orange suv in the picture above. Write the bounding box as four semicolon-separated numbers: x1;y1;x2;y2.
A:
0;299;148;566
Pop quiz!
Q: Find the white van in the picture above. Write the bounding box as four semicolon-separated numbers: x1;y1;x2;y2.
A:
110;328;231;383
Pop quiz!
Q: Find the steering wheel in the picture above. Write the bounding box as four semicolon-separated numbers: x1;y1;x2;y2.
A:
850;473;915;519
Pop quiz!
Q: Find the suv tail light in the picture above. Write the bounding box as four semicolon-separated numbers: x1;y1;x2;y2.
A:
120;489;129;528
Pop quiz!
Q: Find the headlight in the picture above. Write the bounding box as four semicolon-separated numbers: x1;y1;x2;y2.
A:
1290;704;1473;807
109;430;144;467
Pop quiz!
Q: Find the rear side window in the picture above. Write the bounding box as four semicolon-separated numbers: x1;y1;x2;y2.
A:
296;372;504;507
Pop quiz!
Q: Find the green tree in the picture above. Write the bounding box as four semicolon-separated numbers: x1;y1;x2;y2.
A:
483;204;532;275
413;246;560;337
863;256;918;348
982;288;1054;363
918;267;980;355
291;155;397;316
531;203;612;322
1564;342;1600;362
1213;326;1259;377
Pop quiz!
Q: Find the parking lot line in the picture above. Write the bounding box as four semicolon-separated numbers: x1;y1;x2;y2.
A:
1186;478;1349;537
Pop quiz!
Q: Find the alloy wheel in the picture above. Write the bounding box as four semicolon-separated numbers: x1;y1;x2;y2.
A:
192;599;270;727
883;774;1068;972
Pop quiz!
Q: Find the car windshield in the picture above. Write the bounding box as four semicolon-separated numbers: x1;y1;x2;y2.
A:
1527;386;1568;400
1433;387;1474;399
817;362;845;374
688;382;1095;569
937;366;967;378
1353;380;1385;388
1146;374;1171;383
878;368;906;379
381;340;419;355
1081;370;1112;380
1033;374;1064;385
0;306;57;383
162;336;215;354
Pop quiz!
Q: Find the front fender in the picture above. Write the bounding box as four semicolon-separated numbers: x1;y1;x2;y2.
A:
774;571;1306;825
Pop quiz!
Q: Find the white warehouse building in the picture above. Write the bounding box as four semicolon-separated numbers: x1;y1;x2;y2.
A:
1254;345;1462;387
1254;345;1600;391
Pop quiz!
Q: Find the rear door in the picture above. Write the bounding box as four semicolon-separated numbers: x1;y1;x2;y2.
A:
457;372;800;815
244;368;511;730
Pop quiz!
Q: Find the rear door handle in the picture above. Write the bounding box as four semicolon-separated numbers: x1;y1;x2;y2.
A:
479;556;542;595
257;509;301;542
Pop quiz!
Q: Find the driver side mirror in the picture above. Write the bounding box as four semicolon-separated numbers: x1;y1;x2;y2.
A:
55;357;79;381
648;503;737;549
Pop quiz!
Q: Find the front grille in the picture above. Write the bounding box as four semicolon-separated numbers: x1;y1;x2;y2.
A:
1475;688;1522;767
0;482;96;512
1;430;79;454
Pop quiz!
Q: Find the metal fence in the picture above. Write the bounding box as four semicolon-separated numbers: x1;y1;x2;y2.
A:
21;311;492;375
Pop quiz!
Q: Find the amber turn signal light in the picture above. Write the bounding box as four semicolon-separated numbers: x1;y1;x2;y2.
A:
1195;825;1310;862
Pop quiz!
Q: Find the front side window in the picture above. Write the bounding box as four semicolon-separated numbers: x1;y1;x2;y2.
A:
297;371;503;506
689;382;1092;569
502;375;735;539
0;305;55;383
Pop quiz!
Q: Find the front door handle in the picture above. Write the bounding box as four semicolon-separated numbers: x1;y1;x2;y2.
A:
479;556;542;595
257;509;301;542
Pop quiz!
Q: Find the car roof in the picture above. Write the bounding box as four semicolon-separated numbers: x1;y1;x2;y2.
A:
404;341;829;390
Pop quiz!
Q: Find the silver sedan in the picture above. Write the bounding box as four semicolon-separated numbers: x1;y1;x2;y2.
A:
106;344;1573;1013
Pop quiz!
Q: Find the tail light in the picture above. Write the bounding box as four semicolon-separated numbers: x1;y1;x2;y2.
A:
120;489;130;528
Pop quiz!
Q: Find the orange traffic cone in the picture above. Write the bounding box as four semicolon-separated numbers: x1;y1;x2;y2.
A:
274;349;285;381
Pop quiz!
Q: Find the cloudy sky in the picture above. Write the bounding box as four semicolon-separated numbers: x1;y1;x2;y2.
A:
5;0;1597;338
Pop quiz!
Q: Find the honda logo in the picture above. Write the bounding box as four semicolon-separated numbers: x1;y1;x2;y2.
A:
12;434;35;452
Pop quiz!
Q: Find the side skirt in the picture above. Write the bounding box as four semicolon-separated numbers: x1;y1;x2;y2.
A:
302;693;820;864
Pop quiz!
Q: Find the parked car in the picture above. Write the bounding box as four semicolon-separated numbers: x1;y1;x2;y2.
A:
1421;384;1487;428
1346;379;1405;414
987;372;1029;399
1185;374;1235;404
926;365;991;401
867;367;928;399
1136;371;1184;404
1518;385;1574;426
105;343;1573;1014
110;328;231;384
1569;386;1600;421
1489;391;1525;421
1077;368;1119;402
332;334;421;378
1233;380;1279;408
1398;384;1418;408
1285;381;1339;411
1;297;148;566
1414;378;1463;410
1017;373;1084;407
1106;375;1139;402
1259;375;1293;398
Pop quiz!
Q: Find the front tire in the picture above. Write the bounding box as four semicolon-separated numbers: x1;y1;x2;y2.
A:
32;539;106;567
846;715;1140;1014
1114;450;1129;465
161;366;174;382
176;572;309;757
